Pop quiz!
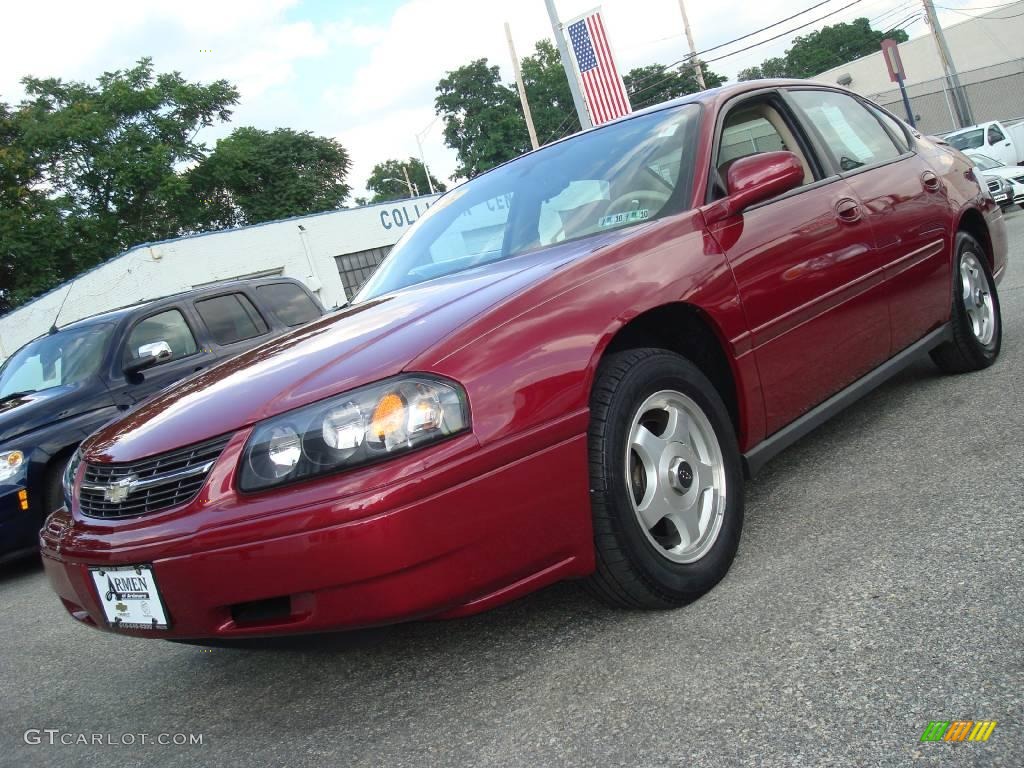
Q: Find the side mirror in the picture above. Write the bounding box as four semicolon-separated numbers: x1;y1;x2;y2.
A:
124;341;172;375
705;151;805;223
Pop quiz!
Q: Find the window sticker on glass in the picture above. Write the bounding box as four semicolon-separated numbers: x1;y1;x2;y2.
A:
599;209;650;228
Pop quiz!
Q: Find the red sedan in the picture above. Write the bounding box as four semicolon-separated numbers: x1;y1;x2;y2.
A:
42;81;1006;639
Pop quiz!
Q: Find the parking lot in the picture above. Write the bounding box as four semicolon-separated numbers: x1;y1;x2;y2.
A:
2;210;1022;768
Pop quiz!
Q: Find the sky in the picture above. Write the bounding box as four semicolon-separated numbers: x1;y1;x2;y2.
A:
0;0;1005;197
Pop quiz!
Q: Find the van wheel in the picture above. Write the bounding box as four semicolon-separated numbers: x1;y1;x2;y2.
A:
586;348;744;608
931;233;1001;373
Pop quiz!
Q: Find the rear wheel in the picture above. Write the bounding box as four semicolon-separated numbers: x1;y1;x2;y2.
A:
586;348;744;608
930;233;1001;373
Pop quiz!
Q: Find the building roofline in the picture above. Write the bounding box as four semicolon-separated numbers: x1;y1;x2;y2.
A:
1;194;440;321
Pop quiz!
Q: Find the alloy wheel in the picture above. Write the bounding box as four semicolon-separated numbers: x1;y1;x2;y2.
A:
625;389;727;564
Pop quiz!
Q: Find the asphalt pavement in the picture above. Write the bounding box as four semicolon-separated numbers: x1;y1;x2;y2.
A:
2;210;1022;768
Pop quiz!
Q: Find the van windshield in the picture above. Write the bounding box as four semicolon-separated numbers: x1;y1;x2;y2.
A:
0;324;114;398
356;105;701;301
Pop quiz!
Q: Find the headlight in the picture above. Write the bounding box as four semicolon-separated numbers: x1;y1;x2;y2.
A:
239;375;470;492
62;448;83;509
0;450;25;483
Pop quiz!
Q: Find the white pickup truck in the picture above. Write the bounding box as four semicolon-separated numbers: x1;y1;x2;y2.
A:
945;119;1024;166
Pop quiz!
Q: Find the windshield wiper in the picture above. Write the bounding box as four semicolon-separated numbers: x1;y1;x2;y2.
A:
0;390;37;404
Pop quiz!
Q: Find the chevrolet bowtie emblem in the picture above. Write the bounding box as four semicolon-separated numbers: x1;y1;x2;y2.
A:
103;477;135;504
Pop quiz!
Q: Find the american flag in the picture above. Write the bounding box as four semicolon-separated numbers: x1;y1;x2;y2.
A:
567;9;631;126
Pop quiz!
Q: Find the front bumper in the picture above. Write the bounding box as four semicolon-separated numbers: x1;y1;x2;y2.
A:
41;431;594;639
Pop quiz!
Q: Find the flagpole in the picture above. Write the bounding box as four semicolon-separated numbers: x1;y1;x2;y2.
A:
543;0;593;130
506;22;540;149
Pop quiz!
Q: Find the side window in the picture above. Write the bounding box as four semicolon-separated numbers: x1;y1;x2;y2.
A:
255;283;321;327
988;124;1005;144
123;310;198;366
867;105;910;153
790;90;901;172
194;293;269;345
714;101;814;198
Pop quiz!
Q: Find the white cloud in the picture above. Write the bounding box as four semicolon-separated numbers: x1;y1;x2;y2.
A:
5;0;1006;202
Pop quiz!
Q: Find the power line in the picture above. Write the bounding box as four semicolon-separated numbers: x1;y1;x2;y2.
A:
625;0;839;94
936;4;1024;17
632;0;869;106
934;0;1022;8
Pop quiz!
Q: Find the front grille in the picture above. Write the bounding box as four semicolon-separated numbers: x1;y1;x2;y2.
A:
79;434;231;519
987;179;1001;192
1014;176;1024;184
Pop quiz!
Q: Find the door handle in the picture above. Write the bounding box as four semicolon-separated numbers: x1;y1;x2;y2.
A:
922;171;941;192
835;198;862;223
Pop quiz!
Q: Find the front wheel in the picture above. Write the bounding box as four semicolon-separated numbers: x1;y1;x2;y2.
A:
930;232;1001;373
585;348;744;608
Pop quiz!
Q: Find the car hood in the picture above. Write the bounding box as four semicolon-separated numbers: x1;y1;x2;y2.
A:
981;167;1024;182
84;243;601;463
0;384;109;445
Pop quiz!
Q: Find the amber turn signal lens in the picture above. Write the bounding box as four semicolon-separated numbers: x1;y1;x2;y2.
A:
370;392;405;441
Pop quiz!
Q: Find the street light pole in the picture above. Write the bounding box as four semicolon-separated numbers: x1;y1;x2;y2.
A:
676;0;706;90
381;176;415;198
543;0;592;130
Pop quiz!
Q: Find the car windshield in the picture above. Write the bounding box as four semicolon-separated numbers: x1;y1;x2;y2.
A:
947;128;984;150
356;104;701;301
971;153;1002;170
0;324;114;398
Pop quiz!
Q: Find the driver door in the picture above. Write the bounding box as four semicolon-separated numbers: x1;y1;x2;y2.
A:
706;91;890;435
111;306;214;408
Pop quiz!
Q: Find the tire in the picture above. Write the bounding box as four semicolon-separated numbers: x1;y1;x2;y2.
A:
585;348;744;609
930;232;1002;374
42;455;71;516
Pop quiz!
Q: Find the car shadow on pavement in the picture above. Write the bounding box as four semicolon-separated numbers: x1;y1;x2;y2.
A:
0;552;42;583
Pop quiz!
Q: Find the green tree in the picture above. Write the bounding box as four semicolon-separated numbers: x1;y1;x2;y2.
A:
189;127;351;227
365;157;446;203
738;57;791;81
0;58;238;312
739;19;908;81
520;40;581;143
624;63;726;110
435;59;530;179
0;59;355;313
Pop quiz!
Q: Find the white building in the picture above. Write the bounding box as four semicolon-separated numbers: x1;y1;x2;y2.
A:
813;1;1024;102
0;195;439;363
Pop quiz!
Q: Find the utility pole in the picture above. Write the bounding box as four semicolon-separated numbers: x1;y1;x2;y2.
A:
676;0;706;90
414;133;436;194
922;0;973;127
401;164;418;197
543;0;592;130
506;22;539;149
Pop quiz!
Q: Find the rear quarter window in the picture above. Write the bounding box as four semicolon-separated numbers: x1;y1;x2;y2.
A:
194;293;269;345
255;283;322;326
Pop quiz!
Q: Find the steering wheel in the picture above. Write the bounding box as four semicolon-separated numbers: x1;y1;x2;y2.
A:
604;189;671;219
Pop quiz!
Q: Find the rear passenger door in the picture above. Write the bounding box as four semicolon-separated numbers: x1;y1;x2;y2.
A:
787;88;951;353
192;290;274;362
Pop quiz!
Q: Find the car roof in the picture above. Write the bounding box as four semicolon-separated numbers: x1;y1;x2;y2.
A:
56;276;309;332
456;79;858;186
